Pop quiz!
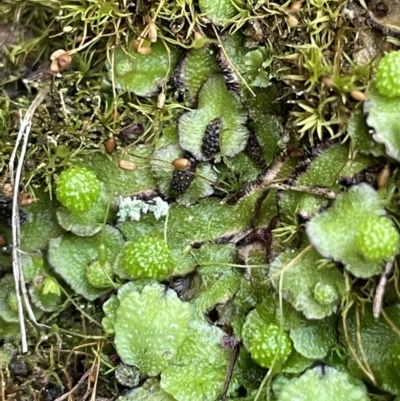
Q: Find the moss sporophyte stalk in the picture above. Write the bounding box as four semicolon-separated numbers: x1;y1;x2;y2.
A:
3;0;400;400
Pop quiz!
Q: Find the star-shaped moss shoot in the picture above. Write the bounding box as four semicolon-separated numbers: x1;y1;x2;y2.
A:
115;283;190;376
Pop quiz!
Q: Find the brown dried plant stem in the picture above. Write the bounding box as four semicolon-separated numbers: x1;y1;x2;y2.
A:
9;86;50;353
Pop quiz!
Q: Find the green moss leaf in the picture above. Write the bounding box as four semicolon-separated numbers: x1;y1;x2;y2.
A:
29;286;62;313
179;75;249;161
166;197;253;243
102;295;119;335
198;0;241;25
48;226;124;300
343;304;400;395
192;274;241;317
277;366;369;401
242;297;276;348
115;283;190;376
250;323;292;369
112;42;179;97
175;45;221;103
76;148;156;196
347;110;375;154
217;33;247;91
0;275;19;322
365;81;400;161
161;318;239;401
247;113;282;166
117;378;176;401
0;317;20;339
282;350;315;374
289;316;337;359
279;144;375;219
269;247;345;319
19;254;62;312
56;182;112;236
20;192;63;252
306;183;397;277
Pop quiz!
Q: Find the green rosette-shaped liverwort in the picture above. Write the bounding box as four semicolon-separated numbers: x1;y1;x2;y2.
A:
119;237;174;280
376;50;400;98
249;324;292;369
355;216;400;262
56;166;101;212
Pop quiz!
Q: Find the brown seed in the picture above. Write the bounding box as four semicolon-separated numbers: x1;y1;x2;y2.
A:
57;53;72;71
137;46;152;55
350;90;367;102
374;2;388;18
171;158;191;170
288;14;299;28
194;31;204;41
0;234;6;247
322;77;334;88
2;183;13;197
50;49;68;61
290;0;303;13
133;39;152;55
378;164;391;188
111;109;120;121
118;160;138;171
157;92;166;109
148;22;157;43
104;137;116;154
50;59;60;74
19;192;35;207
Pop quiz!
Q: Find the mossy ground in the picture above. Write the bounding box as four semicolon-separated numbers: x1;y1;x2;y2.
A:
1;1;400;400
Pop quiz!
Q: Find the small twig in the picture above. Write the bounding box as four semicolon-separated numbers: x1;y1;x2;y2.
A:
9;86;50;353
373;261;393;319
53;367;97;401
221;337;241;401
